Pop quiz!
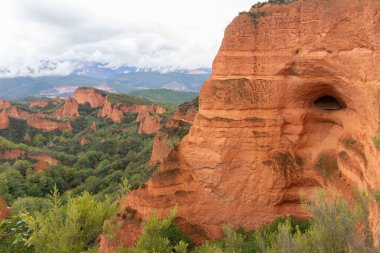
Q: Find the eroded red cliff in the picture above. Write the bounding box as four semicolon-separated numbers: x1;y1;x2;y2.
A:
27;117;72;132
29;100;49;109
0;100;11;110
33;155;59;172
149;98;198;167
74;87;107;108
0;110;9;130
0;196;9;220
98;99;124;123
100;0;380;250
53;97;80;119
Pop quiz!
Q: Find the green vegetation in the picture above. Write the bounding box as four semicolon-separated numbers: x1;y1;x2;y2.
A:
314;152;339;178
107;93;152;106
130;89;198;105
1;187;116;253
23;187;116;253
252;0;294;8
373;134;380;151
178;97;198;114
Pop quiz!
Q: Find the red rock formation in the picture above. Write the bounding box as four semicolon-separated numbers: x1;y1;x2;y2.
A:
0;100;11;110
100;0;380;251
80;138;91;145
74;87;107;108
33;155;59;172
149;99;198;167
120;104;166;121
0;109;9;130
8;106;33;120
0;196;9;220
53;97;79;119
149;131;171;167
27;117;72;132
90;122;97;131
0;149;25;160
171;99;198;125
52;96;62;105
98;99;124;123
138;114;161;134
29;100;49;108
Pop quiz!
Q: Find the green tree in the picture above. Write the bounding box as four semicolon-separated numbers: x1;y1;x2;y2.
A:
22;186;116;253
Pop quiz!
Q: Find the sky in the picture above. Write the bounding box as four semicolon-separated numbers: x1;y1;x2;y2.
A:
0;0;259;78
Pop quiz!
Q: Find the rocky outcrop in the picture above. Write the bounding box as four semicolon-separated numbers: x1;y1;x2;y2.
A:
0;149;24;160
0;110;9;130
53;97;79;119
0;100;11;110
170;98;198;125
27;117;72;132
0;149;59;171
90;122;97;131
29;100;49;108
0;196;9;220
74;87;107;108
138;114;161;134
33;155;59;172
52;96;62;105
149;131;171;167
80;138;91;145
149;98;198;167
8;106;33;120
120;104;166;121
101;0;380;250
98;99;124;123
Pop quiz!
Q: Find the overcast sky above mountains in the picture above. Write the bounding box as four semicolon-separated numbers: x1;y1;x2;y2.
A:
0;0;258;78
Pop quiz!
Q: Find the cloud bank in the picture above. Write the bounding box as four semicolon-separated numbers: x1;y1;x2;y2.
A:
0;0;258;77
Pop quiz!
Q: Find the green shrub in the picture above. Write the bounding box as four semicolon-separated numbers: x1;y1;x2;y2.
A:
22;187;116;253
314;152;339;178
372;134;380;151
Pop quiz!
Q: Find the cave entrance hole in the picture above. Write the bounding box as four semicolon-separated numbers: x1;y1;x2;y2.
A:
313;95;345;110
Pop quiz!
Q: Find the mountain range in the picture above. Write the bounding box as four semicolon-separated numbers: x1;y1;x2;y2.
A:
0;62;210;99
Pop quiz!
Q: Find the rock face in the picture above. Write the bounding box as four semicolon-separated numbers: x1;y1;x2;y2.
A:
33;155;59;172
53;97;79;119
0;149;24;160
0;100;11;110
80;138;91;145
170;98;198;125
29;100;49;108
27;117;72;132
74;87;107;108
100;0;380;250
98;99;124;123
138;114;161;134
0;196;9;220
8;106;33;120
149;99;198;167
0;110;9;130
149;131;171;168
120;104;166;120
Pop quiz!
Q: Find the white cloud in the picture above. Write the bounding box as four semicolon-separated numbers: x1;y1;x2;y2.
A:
0;0;258;77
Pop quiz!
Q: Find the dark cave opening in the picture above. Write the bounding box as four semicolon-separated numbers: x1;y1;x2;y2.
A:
313;95;345;110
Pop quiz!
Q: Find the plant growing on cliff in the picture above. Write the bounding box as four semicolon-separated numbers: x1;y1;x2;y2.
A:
372;134;380;151
258;190;375;253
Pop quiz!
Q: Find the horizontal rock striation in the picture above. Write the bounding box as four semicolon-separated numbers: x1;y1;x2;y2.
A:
102;0;380;250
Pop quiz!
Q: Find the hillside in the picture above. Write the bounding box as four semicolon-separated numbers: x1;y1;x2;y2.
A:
130;89;198;105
